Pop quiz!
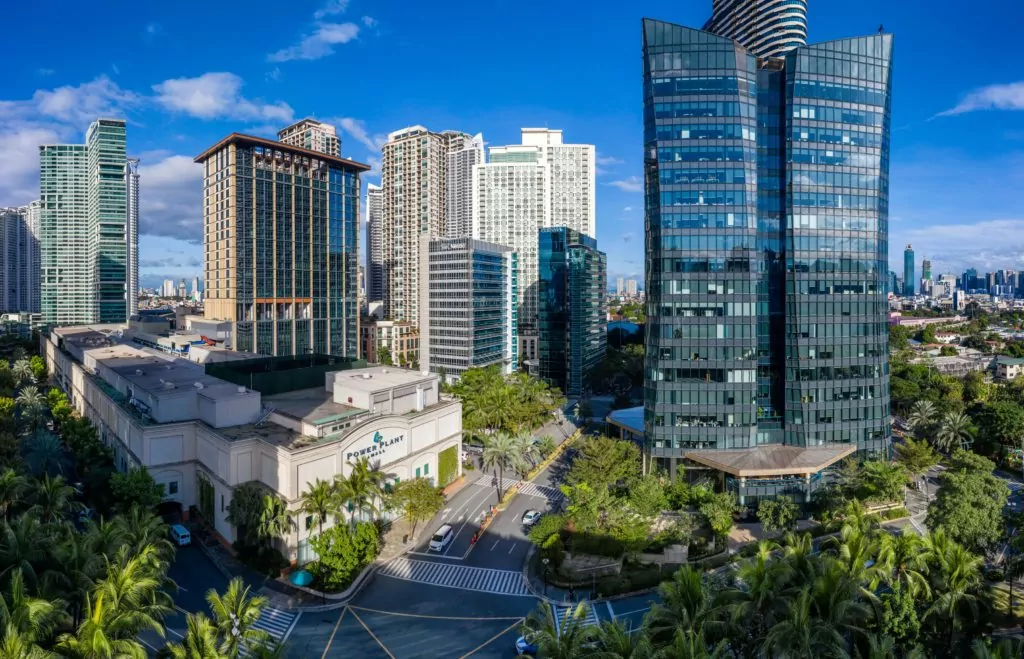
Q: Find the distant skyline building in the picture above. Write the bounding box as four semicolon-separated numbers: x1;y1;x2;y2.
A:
125;159;140;319
626;279;638;296
616;277;625;295
380;126;472;324
921;257;931;282
162;279;175;297
446;134;485;239
642;13;892;495
366;183;384;302
419;236;518;381
1;204;41;314
904;244;915;296
39;118;128;326
177;278;187;299
195;132;368;357
538;228;606;397
703;0;808;58
472;128;596;361
277;118;341;157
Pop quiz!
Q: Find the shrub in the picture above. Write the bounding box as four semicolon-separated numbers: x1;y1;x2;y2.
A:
881;506;910;520
438;446;458;487
310;521;381;592
527;513;566;547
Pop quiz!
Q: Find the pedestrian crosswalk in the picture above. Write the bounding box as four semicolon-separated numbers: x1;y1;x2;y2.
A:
474;476;565;506
240;607;300;656
377;557;532;596
553;602;599;634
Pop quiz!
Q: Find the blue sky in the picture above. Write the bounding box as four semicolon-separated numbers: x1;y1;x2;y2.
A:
2;0;1024;288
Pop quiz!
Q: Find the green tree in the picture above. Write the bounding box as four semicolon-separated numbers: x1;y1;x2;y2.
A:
907;400;937;437
857;460;907;503
756;495;799;534
974;400;1024;455
167;612;225;659
894;438;938;493
22;431;66;477
205;578;270;658
939;345;958;356
927;468;1008;552
877;532;931;600
920;324;938;345
481;432;521;503
335;457;384;528
963;370;990;404
645;567;724;646
935;410;974;453
0;568;61;648
592;619;653;658
879;583;921;650
922;531;984;649
11;361;33;388
309;522;380;591
297;478;335;539
109;468;164;512
560;482;613;533
512;433;541;477
762;588;848;659
522;602;596;659
0;469;27;520
391;478;444;540
27;357;46;385
377;345;393;366
56;592;156;659
225;482;264;549
29;473;80;523
889;325;912;351
15;387;45;433
566;435;641;492
698;492;737;540
627;474;668;518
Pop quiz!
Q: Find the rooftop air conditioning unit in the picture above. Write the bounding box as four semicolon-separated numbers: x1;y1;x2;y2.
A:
362;373;371;379
193;382;204;390
237;386;246;394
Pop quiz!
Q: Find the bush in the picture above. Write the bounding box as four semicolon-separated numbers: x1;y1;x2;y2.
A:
527;513;566;546
438;446;458;487
985;568;1005;582
567;532;626;559
310;521;381;592
233;544;289;577
461;459;475;472
880;506;910;520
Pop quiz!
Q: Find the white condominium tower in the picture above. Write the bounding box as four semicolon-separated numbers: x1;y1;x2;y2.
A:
365;183;384;302
380;126;473;323
125;159;140;319
472;128;596;359
277;118;341;157
446;133;485;239
0;203;41;314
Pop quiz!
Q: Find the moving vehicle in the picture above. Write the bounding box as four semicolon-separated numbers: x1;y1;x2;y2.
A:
515;634;538;656
522;510;543;529
170;524;192;546
429;524;454;552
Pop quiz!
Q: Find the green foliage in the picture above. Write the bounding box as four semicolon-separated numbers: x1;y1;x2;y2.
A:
699;491;737;538
627;474;669;518
391;477;444;538
109;468;164;512
974;400;1024;455
757;496;799;534
947;448;995;474
895;437;939;479
939;345;958;357
450;366;565;439
586;345;643;394
377;345;393;366
889;325;912;351
227;482;291;554
197;473;215;521
566;435;641;492
927;467;1009;552
560;482;612;533
527;514;566;565
27;357;45;384
309;521;380;592
880;583;921;648
919;324;938;345
437;445;458;487
857;460;908;503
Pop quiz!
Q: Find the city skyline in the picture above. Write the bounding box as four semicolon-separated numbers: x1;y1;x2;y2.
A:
3;0;1023;286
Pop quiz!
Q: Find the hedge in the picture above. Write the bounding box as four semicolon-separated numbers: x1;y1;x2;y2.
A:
438;445;458;487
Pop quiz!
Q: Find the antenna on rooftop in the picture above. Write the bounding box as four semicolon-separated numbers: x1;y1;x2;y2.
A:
878;24;884;34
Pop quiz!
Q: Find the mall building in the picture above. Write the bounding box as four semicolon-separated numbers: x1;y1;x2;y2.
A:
42;325;462;564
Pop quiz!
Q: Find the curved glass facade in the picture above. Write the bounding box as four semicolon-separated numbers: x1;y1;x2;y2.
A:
642;18;892;466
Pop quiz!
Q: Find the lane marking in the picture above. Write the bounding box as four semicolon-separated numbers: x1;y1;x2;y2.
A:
139;638;159;653
446;495;492;556
612;606;652;618
320;606;348;659
508;543;517;555
458;619;524;659
490;540;500;551
349;608;396;659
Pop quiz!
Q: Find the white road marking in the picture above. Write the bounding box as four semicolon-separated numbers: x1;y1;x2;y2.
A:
377;557;532;596
606;601;615;619
508;543;517;555
473;476;565;506
239;606;301;657
490;540;500;551
445;493;492;556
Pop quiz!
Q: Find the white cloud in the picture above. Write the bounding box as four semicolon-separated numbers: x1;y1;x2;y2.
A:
623;206;633;212
32;76;140;124
269;22;360;62
152;72;293;123
607;176;643;193
597;154;623;166
314;0;349;19
333;117;386;152
362;16;378;28
266;67;282;82
139;154;203;240
939;81;1024;116
366;155;381;177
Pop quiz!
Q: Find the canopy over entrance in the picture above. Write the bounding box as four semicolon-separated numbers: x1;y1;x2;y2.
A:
684;443;856;478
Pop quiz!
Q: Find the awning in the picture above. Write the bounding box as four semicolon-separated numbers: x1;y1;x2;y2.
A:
684;443;857;478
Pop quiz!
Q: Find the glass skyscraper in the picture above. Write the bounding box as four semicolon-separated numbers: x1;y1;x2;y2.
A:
903;244;915;296
538;228;607;397
642;12;892;500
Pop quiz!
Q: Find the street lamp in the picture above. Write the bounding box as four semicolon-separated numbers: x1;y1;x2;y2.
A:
542;558;550;596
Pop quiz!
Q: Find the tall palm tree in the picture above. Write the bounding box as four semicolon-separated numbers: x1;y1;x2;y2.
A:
0;515;54;591
117;506;173;565
56;592;154;659
512;433;541;477
11;361;33;388
729;540;789;653
935;411;973;453
481;432;521;503
257;494;291;551
0;568;62;645
297;479;335;538
29;473;80;523
907;400;936;437
205;578;271;658
167;612;226;659
0;621;56;658
761;588;848;659
522;602;596;659
877;531;931;600
653;629;728;659
53;531;105;626
828;524;886;602
93;545;172;639
335;459;381;528
22;431;66;476
645;566;727;646
15;387;45;432
590;619;652;659
0;469;27;520
923;536;983;648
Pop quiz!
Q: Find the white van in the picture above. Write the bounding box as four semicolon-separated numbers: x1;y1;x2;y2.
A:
170;524;191;547
429;524;454;552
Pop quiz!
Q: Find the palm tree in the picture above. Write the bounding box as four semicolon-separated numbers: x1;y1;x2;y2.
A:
935;411;973;453
298;479;335;538
0;621;56;658
907;400;936;437
94;545;173;639
590;619;652;658
877;531;931;600
22;431;66;476
29;473;80;523
761;588;848;659
522;602;596;659
343;457;385;525
971;638;1024;659
117;506;173;565
512;433;541;477
729;540;789;653
481;432;521;503
53;532;105;626
827;524;886;602
653;629;728;659
923;535;983;648
645;566;727;646
257;494;291;551
0;469;27;520
15;387;45;431
167;612;226;659
11;361;33;387
0;568;62;645
205;578;271;658
56;592;154;659
0;515;54;591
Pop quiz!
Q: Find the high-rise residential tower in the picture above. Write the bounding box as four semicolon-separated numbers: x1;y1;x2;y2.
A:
125;159;140;319
446;134;485;239
277;119;341;157
703;0;808;58
904;244;915;296
642;12;892;498
921;257;931;282
617;277;625;295
472;128;596;361
39;118;128;326
1;205;41;314
419;236;518;381
538;228;607;397
195;133;368;357
366;183;384;302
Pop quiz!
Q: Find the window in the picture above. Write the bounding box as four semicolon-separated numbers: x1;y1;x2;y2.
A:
167;481;179;495
424;463;429;475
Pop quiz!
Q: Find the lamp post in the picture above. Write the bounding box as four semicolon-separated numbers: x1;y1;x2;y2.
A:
542;558;550;596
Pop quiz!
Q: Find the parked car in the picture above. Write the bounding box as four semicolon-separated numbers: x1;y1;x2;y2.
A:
522;510;543;529
169;524;192;547
429;524;454;552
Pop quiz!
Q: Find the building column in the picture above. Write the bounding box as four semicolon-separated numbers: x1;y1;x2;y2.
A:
805;474;813;503
669;457;677;481
738;477;746;506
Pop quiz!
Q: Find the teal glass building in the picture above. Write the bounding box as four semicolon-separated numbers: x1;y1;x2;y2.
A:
903;244;915;296
642;13;892;501
538;228;607;397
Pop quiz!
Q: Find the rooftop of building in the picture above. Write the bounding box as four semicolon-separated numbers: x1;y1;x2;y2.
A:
193;133;369;171
995;356;1024;366
264;387;365;426
686;444;858;478
333;366;435;393
607;406;644;436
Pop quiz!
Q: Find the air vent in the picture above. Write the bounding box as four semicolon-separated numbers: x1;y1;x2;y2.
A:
135;369;144;376
193;382;204;390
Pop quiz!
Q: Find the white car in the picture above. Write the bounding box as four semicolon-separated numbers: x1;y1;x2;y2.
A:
429;524;454;552
522;510;543;529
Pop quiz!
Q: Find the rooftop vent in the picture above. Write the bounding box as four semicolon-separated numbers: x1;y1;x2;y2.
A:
135;369;144;376
362;373;372;380
193;382;204;390
163;381;176;390
237;386;246;394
